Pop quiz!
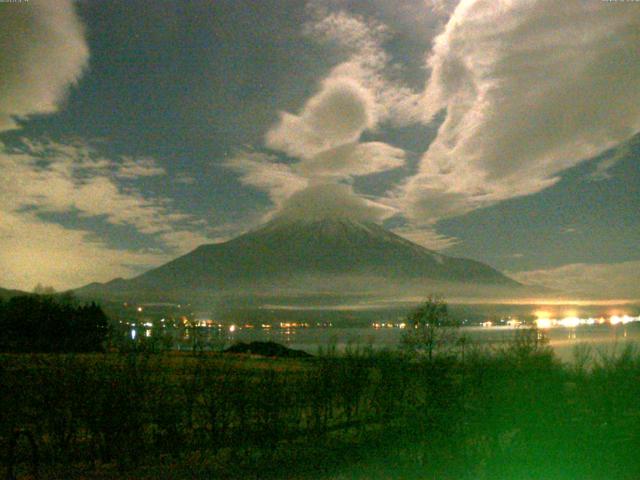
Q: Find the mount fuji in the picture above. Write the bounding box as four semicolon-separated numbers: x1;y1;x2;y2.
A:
76;217;521;303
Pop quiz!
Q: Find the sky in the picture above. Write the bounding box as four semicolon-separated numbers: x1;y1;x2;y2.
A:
0;0;638;300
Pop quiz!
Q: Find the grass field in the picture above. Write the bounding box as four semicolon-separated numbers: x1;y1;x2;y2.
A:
1;337;640;479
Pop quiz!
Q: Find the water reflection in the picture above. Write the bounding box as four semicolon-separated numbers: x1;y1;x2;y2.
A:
128;314;640;362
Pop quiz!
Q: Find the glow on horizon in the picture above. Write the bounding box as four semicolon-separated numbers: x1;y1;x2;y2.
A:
558;317;580;328
610;315;637;326
534;311;640;329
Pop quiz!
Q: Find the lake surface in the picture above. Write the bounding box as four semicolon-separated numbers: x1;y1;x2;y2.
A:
220;323;640;362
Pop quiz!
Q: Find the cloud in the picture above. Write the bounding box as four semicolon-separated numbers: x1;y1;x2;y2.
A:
276;183;396;223
0;209;170;291
258;10;422;223
0;139;214;289
402;0;640;223
427;0;458;17
0;0;88;131
296;141;405;178
265;78;377;159
391;225;459;251
226;151;308;208
510;261;640;301
589;138;637;181
304;9;423;126
116;157;166;179
175;173;196;185
305;7;389;55
0;141;178;234
158;229;214;252
226;150;398;224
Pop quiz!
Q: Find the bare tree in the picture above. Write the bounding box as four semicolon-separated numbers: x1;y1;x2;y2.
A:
402;295;460;359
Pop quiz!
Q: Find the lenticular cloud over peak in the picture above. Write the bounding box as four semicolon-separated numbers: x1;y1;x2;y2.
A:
266;78;376;160
259;73;406;223
275;183;396;224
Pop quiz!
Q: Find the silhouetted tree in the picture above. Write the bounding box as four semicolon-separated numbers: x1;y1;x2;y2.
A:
0;294;109;352
33;283;56;295
402;295;460;359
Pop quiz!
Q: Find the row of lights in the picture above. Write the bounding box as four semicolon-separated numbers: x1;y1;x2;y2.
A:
535;314;639;329
372;322;407;329
482;319;522;328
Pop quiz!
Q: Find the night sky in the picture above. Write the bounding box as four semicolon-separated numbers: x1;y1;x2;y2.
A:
0;0;638;299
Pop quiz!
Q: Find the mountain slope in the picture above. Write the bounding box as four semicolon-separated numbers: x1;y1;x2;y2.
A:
0;286;28;300
77;218;518;299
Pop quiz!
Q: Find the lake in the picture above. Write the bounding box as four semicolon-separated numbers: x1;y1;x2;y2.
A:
216;322;640;363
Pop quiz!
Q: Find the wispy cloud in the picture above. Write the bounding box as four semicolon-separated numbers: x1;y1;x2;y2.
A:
304;8;424;126
391;225;460;251
427;0;458;17
225;151;308;209
510;261;640;301
296;142;405;179
589;139;636;181
115;157;166;179
0;139;214;289
401;0;640;223
2;140;178;234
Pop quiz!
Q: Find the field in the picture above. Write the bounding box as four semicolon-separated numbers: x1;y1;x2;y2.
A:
1;337;640;479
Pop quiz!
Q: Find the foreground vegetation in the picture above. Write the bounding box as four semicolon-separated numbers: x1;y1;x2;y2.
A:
1;332;640;479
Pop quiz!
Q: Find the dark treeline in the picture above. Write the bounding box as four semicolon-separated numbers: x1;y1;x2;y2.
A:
0;294;108;353
1;337;640;479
